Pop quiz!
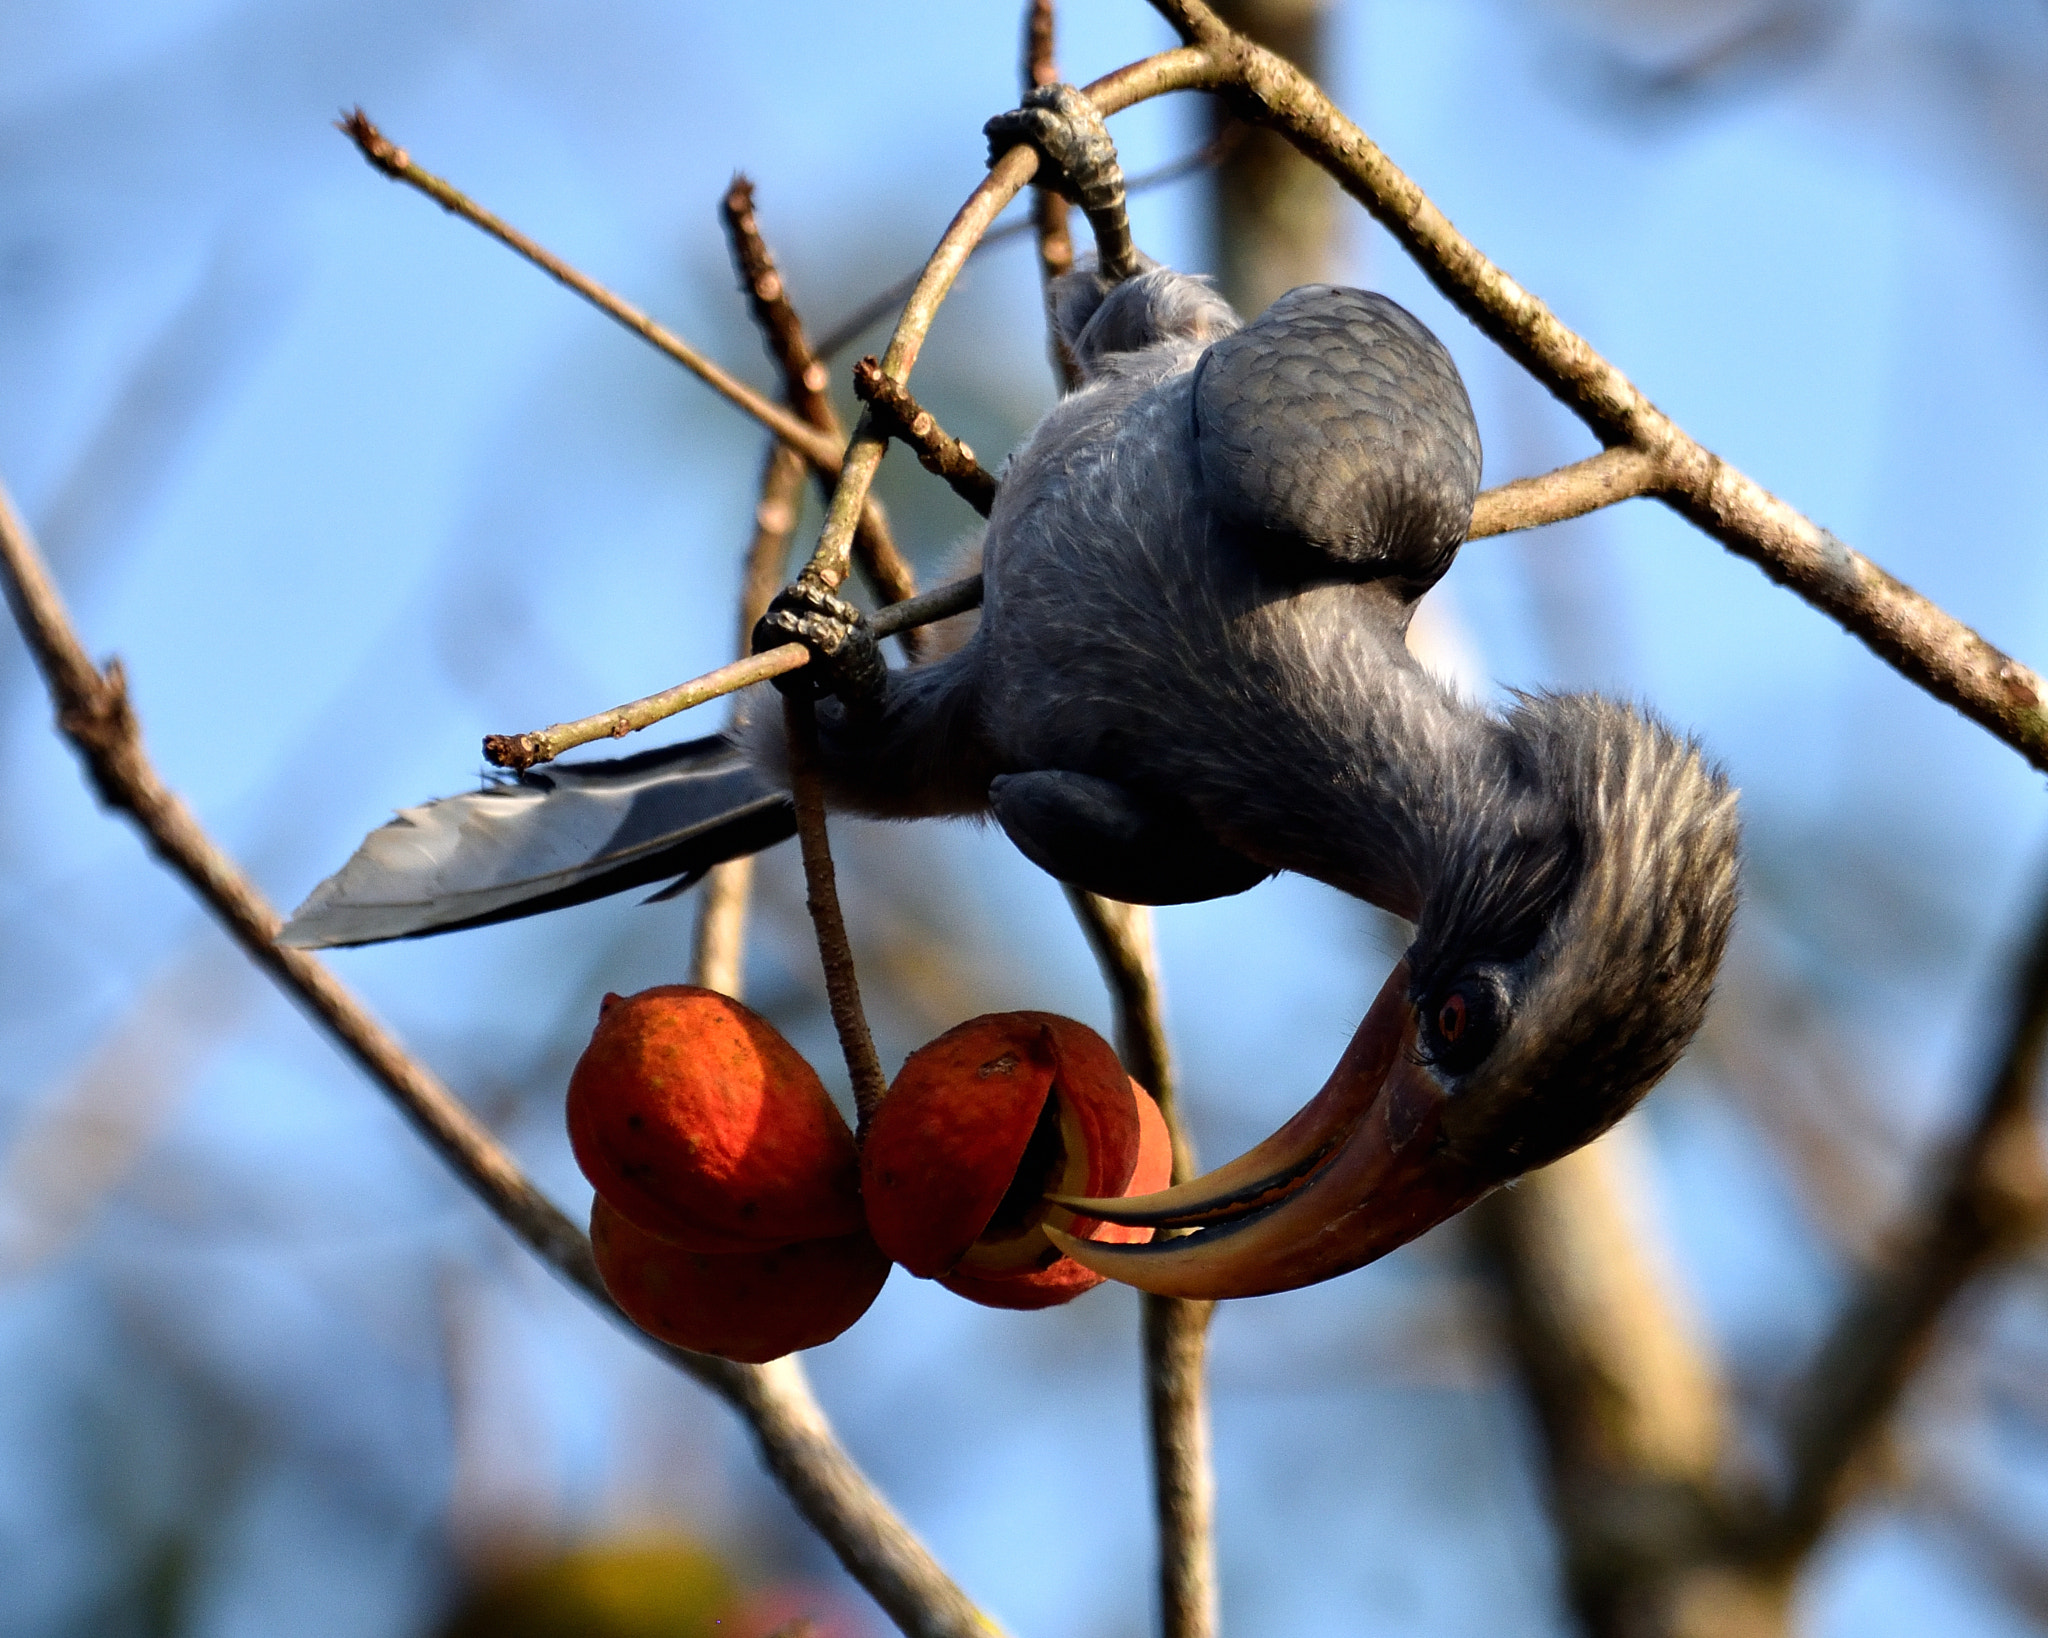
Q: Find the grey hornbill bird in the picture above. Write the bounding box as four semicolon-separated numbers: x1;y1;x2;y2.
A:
283;86;1739;1301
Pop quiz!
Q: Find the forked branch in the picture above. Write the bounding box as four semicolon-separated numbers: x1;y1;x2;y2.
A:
339;111;842;473
0;480;1001;1638
721;177;923;634
852;358;999;518
1140;0;2048;773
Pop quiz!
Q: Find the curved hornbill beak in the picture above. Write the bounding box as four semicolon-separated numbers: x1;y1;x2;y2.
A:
1044;961;1488;1299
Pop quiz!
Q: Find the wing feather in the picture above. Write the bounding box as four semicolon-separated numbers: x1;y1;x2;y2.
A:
1192;285;1481;590
279;734;793;949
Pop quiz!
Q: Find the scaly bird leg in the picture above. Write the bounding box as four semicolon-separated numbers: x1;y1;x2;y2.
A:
753;583;887;719
986;85;1139;283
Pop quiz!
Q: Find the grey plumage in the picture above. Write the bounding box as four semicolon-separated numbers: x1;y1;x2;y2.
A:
798;263;1730;1185
283;254;1738;1193
1194;284;1481;588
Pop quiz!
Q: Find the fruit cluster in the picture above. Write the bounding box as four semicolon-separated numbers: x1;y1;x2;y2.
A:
569;986;1171;1362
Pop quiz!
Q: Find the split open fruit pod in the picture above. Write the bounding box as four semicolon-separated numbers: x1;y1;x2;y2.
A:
861;1012;1173;1310
567;985;862;1251
591;1195;891;1364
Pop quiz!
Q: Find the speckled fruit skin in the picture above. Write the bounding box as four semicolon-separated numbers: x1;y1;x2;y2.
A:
591;1195;891;1364
568;986;861;1251
862;1012;1173;1309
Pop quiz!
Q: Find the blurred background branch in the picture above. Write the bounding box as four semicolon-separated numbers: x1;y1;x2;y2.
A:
8;4;2048;1637
0;481;1000;1638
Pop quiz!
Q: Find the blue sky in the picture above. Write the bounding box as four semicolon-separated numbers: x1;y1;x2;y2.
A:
5;3;2048;1635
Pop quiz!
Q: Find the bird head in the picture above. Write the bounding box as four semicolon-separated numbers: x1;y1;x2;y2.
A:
1047;695;1738;1298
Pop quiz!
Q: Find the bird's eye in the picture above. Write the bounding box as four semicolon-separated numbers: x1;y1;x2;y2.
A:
1436;992;1466;1043
1419;976;1507;1078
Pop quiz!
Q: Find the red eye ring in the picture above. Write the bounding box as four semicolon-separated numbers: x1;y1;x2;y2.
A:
1437;991;1467;1043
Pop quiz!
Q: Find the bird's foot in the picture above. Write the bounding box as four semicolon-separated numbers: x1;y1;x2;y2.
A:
985;84;1123;214
985;85;1138;281
752;581;887;716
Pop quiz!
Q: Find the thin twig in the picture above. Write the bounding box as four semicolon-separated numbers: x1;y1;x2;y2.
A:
1019;27;1218;1621
1061;887;1219;1638
1758;876;2048;1566
810;135;1237;365
723;176;844;438
1467;447;1664;541
740;448;810;649
338;110;842;478
721;177;923;649
793;48;1220;600
690;440;810;997
721;185;897;1125
0;477;999;1638
1142;1294;1219;1638
1062;892;1175;1131
1141;0;2048;774
480;573;983;772
483;645;809;772
783;697;890;1129
479;429;1651;774
852;359;998;518
1024;0;1080;389
690;854;755;999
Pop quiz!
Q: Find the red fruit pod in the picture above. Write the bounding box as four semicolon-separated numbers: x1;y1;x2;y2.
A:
592;1195;890;1364
940;1076;1174;1309
568;986;860;1251
862;1011;1171;1308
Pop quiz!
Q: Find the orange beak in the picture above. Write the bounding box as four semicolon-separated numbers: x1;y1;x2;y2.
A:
1044;960;1490;1299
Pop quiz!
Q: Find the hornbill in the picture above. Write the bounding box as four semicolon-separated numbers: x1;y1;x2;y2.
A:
282;87;1739;1300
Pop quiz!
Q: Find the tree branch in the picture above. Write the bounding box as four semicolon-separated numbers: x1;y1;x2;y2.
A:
809;134;1237;367
852;359;999;518
1142;1290;1219;1638
1467;447;1664;541
717;189;896;1124
1758;875;2048;1566
689;439;810;997
0;477;1000;1638
792;45;1221;598
783;696;891;1130
1062;892;1175;1132
1139;0;2048;773
1062;888;1220;1638
721;177;923;645
339;111;847;477
478;573;982;771
1024;0;1081;390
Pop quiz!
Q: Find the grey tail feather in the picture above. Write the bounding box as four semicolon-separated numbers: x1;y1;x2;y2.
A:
278;733;796;950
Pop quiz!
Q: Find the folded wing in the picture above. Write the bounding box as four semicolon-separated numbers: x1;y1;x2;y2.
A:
1192;284;1481;592
279;734;793;949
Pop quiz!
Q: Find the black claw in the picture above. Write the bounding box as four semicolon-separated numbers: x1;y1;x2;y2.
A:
752;582;888;714
985;85;1123;214
987;83;1146;282
984;85;1137;281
